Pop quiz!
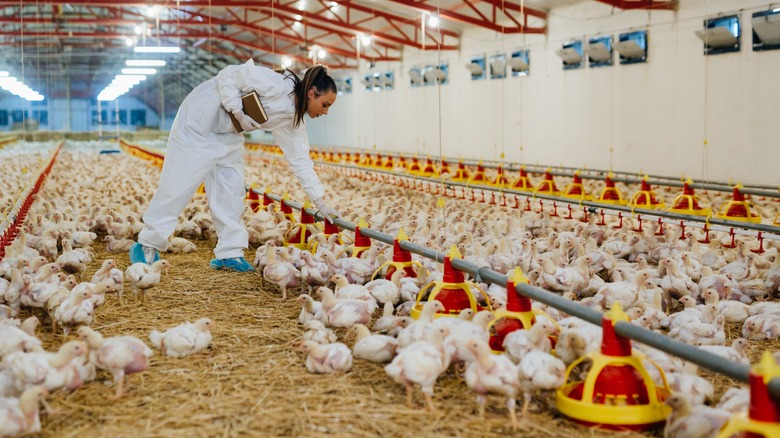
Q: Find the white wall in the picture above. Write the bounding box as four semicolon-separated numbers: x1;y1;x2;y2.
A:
307;0;780;186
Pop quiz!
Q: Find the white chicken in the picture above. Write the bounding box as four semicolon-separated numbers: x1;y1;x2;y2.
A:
396;300;446;348
742;313;780;340
331;274;373;302
502;321;553;364
463;339;520;430
149;318;214;358
716;386;750;414
371;302;396;334
349;323;398;363
53;289;94;338
516;350;566;415
90;259;124;301
263;247;300;300
124;259;170;303
663;392;730;438
698;338;749;364
0;322;43;358
298;251;331;293
301;320;337;345
299;341;353;374
2;341;87;396
317;287;375;328
363;269;403;305
385;326;450;411
296;294;324;325
77;326;153;398
0;386;48;437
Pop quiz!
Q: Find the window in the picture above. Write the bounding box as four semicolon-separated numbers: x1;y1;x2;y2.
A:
616;30;648;64
0;110;7;126
32;110;48;125
696;14;740;55
336;77;352;95
130;109;146;126
119;109;127;125
382;72;394;90
489;54;506;79
409;67;423;87
467;56;486;80
587;35;613;67
557;40;583;70
12;110;26;123
508;50;530;77
92;110;107;124
752;9;780;51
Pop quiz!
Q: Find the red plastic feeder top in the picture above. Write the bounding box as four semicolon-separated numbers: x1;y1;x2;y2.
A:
535;168;561;194
351;218;372;257
452;160;470;180
439;159;451;174
469;162;486;183
279;194;293;216
488;268;534;351
492;165;510;186
385;228;419;279
513;165;533;190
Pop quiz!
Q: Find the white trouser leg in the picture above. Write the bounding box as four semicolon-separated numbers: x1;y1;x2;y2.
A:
206;145;248;259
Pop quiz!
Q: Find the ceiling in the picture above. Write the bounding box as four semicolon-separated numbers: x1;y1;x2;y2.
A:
0;0;676;119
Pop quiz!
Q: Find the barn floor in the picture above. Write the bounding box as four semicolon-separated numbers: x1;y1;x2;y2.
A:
27;238;657;438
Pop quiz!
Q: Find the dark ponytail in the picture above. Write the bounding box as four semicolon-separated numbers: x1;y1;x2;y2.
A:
285;65;337;128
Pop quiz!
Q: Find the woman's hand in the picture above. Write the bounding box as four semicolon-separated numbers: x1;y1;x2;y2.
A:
314;198;341;223
232;109;263;131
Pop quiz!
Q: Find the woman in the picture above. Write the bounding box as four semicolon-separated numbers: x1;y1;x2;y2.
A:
130;60;340;272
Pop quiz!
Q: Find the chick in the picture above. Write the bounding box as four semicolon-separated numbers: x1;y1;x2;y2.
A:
149;318;214;358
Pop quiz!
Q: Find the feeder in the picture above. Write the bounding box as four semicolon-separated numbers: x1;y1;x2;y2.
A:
717;352;780;438
284;200;319;250
420;157;438;177
715;183;762;224
629;176;665;210
596;172;628;205
382;155;394;170
467;162;487;184
556;303;672;430
246;184;261;212
512;165;534;191
371;229;425;280
489;165;511;188
439;158;451;176
563;172;592;201
775;212;780;226
341;218;371;258
407;156;422;174
534;168;562;196
667;178;711;216
410;246;492;320
487;268;559;353
279;193;295;221
262;186;274;207
450;160;470;182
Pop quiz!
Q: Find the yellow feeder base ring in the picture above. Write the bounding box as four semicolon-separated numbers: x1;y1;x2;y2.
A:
717;412;780;438
371;260;425;280
410;281;492;320
715;201;762;224
487;308;561;354
556;350;671;429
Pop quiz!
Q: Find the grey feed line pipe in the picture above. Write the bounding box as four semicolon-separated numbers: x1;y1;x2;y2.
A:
260;190;780;400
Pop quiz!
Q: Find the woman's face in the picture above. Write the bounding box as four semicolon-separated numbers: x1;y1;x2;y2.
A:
306;87;337;119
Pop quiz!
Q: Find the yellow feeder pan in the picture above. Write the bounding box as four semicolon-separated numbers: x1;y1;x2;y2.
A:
450;160;470;182
597;172;628;205
512;165;534;191
775;211;780;226
563;172;593;201
410;246;492;320
717;352;780;438
534;168;562;196
382;155;395;170
419;157;439;177
487;268;560;353
668;178;711;216
629;177;665;210
439;158;451;176
556;303;671;431
467;162;487;184
337;218;372;258
715;183;762;223
488;165;511;188
371;229;426;280
283;200;319;250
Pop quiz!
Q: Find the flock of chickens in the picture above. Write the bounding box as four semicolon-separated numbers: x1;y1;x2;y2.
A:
1;143;214;436
1;139;779;437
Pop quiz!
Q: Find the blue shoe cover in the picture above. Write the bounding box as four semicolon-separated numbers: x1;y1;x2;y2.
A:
129;242;160;265
210;257;255;272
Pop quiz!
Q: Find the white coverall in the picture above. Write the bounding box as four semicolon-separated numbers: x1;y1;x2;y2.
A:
138;59;324;259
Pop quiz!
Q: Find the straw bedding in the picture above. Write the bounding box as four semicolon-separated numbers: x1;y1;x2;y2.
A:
25;237;778;438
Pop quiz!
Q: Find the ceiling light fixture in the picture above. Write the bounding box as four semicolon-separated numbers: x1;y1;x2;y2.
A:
134;46;180;53
126;60;166;67
427;13;440;28
122;68;157;75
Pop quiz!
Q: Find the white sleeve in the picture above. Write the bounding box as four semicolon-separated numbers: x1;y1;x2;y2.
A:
273;124;325;200
216;59;285;113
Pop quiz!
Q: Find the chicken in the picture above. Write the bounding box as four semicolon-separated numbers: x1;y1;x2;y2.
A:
396;300;446;348
556;325;602;365
663;370;714;406
0;323;43;358
372;302;396;334
317;287;375;328
56;239;88;278
124;260;170;303
2;341;87;396
299;251;331;293
663;392;730;438
659;257;700;299
296;294;324;325
716;386;750;414
263;247;300;300
301;320;337;344
517;350;566;415
331;274;373;302
385;327;450;411
53;289;94;338
323;251;375;285
149;318;214;358
742;313;780;340
103;235;136;253
349;323;398;363
0;386;48;437
503;321;552;363
167;236;197;253
698;338;749;364
299;341;353;374
363;269;403;305
77;326;152;398
463;339;520;430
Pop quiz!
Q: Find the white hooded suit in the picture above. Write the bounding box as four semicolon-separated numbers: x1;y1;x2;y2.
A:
138;59;324;259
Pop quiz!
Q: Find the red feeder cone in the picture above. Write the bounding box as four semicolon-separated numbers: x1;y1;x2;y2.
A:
451;160;470;182
534;168;562;196
349;218;372;258
556;303;671;430
284;200;317;250
246;184;261;212
668;178;711;216
410;246;492;319
564;171;592;201
512;165;533;191
408;156;421;174
629;176;665;210
279;193;295;221
717;352;780;438
490;165;510;188
487;268;559;352
439;158;451;176
597;171;628;205
371;229;425;280
468;162;487;184
421;157;438;177
716;183;762;224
